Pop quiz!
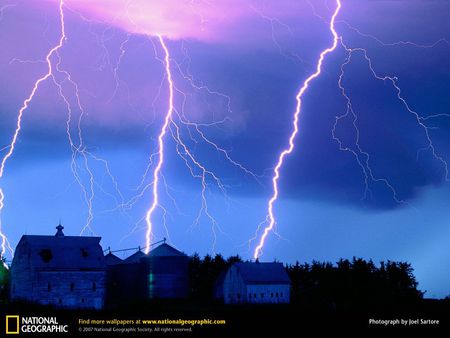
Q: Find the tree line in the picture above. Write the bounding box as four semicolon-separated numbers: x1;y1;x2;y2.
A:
0;254;425;309
188;254;424;309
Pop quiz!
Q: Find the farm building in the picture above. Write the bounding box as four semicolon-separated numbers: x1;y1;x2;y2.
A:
10;224;106;309
147;242;189;299
215;262;291;304
105;241;189;305
105;248;148;305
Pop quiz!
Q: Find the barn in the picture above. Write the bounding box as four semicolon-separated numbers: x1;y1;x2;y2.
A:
215;262;291;304
10;224;106;309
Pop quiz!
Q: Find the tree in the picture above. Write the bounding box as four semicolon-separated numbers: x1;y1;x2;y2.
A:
0;261;9;304
286;257;423;310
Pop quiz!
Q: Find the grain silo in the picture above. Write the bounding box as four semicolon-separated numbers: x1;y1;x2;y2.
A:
145;242;189;299
105;241;189;305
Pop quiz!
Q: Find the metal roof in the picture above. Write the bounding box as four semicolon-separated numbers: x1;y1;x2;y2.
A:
104;252;123;265
119;243;187;264
149;243;186;257
122;250;147;264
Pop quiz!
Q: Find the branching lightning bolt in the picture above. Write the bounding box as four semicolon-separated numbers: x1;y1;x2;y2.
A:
331;46;408;206
253;0;449;259
253;0;342;260
0;0;129;261
337;38;449;181
3;0;445;262
308;1;449;205
0;0;66;263
140;34;259;253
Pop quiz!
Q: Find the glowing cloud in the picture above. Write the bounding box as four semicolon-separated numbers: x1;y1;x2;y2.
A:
56;0;309;42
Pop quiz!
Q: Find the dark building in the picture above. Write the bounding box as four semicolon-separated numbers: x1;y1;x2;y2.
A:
147;243;189;299
106;242;189;305
104;252;122;265
105;249;147;305
10;224;106;309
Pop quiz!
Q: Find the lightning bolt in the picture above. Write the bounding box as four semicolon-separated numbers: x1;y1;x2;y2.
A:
331;46;407;206
253;0;342;260
308;1;449;205
251;4;307;66
144;35;174;253
141;34;258;253
0;0;66;262
1;0;128;259
339;20;450;49
56;5;134;235
337;38;449;180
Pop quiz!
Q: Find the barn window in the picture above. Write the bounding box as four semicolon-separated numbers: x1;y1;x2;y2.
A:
58;298;62;304
271;292;274;298
92;282;96;291
254;293;256;298
81;298;85;303
280;292;283;297
70;282;74;292
81;249;89;258
39;249;53;263
47;282;51;292
276;292;279;298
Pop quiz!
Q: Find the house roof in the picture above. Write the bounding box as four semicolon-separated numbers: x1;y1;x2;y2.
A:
233;262;291;285
104;252;122;265
14;235;105;270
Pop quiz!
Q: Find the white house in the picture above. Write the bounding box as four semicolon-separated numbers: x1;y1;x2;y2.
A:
215;262;291;304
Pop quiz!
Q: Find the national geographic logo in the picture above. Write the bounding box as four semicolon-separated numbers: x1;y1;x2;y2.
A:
5;315;19;335
5;315;68;334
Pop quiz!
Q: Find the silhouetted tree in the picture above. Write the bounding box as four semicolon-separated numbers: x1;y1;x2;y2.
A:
286;257;423;311
189;253;242;300
189;254;422;310
0;261;9;304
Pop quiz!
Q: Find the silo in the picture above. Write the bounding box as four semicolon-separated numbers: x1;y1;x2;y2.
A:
146;243;189;298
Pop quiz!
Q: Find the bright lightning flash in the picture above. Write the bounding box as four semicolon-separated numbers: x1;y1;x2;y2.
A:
253;0;342;260
144;35;174;253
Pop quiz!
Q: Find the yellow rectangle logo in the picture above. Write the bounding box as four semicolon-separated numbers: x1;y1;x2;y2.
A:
5;315;19;335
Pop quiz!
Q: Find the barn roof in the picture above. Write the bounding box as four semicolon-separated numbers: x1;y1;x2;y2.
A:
233;262;290;285
15;234;105;270
149;243;186;257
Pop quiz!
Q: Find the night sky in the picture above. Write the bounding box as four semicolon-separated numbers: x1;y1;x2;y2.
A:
0;0;449;297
